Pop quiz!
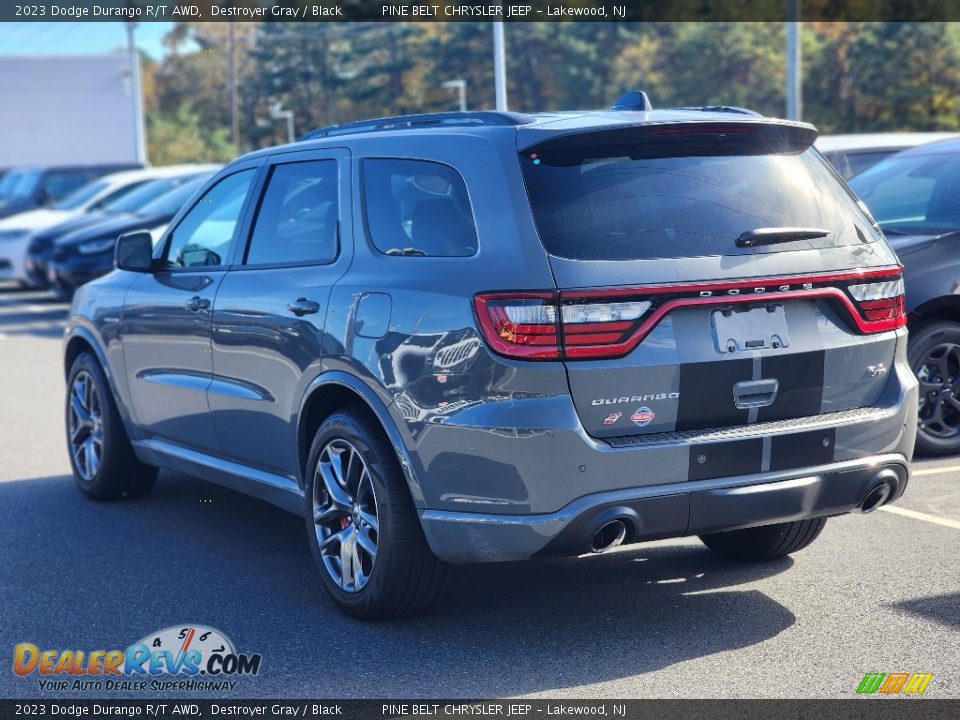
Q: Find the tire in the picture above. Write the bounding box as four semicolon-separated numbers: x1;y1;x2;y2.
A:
304;407;448;620
908;320;960;456
66;352;157;500
699;518;827;561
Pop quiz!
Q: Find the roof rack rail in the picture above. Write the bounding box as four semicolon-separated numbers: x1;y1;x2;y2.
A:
299;111;534;141
610;91;653;112
671;105;763;117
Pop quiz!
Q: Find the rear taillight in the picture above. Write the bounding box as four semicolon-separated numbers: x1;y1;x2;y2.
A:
474;294;652;360
473;293;561;359
474;268;906;361
847;277;906;325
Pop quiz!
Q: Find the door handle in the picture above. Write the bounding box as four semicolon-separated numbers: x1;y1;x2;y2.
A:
185;296;211;312
733;379;779;409
287;297;320;317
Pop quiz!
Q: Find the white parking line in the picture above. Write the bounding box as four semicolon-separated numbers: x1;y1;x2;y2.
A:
910;465;960;477
880;505;960;530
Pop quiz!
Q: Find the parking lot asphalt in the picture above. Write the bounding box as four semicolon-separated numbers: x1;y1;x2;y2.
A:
0;283;957;700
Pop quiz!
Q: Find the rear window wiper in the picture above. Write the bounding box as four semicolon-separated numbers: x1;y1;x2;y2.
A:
736;227;830;248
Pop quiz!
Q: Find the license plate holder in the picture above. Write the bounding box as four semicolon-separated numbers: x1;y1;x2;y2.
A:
711;304;790;354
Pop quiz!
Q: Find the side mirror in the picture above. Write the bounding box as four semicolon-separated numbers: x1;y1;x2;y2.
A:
115;231;155;272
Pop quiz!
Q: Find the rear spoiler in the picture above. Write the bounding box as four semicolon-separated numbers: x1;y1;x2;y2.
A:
518;119;818;155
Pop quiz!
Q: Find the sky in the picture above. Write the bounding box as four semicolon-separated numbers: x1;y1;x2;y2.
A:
0;23;178;60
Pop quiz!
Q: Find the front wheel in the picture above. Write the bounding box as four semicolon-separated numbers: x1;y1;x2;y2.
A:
304;408;448;620
699;518;827;561
909;321;960;456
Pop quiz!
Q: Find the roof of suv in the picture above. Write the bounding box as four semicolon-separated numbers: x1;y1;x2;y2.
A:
241;106;816;161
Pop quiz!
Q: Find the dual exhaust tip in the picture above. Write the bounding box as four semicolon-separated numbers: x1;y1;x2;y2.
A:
589;471;899;552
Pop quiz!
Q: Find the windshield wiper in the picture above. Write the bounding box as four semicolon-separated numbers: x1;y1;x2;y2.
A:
736;227;830;248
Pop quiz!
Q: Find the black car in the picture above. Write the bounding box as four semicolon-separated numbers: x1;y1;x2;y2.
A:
849;137;960;455
46;172;212;297
0;164;139;219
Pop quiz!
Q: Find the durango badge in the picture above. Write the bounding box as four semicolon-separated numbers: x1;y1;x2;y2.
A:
630;407;656;427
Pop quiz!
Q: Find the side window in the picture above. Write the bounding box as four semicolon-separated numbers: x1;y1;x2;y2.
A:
42;171;90;203
246;160;339;265
362;159;477;257
164;169;255;269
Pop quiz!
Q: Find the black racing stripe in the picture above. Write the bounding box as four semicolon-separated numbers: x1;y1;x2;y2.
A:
770;428;836;472
757;350;826;423
688;438;764;481
676;359;752;431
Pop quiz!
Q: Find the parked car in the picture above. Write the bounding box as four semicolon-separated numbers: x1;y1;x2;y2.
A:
0;165;210;287
47;172;217;298
0;164;140;219
27;168;219;291
64;99;916;619
849;137;960;455
816;133;958;180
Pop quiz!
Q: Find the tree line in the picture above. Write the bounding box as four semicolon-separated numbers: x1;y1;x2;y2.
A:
142;22;960;164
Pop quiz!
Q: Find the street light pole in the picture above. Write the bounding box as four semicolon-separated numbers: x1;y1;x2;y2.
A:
442;79;467;112
270;102;295;144
493;21;507;111
228;21;239;147
126;22;147;165
786;0;802;121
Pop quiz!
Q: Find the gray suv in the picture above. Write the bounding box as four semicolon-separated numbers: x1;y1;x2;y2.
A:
64;97;918;619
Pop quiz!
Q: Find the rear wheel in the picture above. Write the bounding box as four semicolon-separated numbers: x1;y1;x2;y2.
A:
699;518;827;561
66;352;157;500
304;408;448;620
909;321;960;456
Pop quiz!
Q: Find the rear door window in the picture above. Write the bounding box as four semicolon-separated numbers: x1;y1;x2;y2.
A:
362;159;477;257
245;160;339;266
520;144;877;260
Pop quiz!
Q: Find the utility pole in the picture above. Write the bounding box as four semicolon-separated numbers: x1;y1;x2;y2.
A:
493;21;507;111
786;0;802;120
126;21;147;165
228;21;239;147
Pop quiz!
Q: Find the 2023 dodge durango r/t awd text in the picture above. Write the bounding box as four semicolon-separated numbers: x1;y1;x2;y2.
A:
63;97;918;619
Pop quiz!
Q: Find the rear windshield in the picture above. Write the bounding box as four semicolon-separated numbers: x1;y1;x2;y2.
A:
520;144;877;260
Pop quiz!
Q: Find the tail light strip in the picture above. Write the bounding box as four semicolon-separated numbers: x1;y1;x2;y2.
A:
474;267;905;361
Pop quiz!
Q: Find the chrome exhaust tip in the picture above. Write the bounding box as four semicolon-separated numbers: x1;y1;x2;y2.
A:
860;481;893;513
590;519;628;553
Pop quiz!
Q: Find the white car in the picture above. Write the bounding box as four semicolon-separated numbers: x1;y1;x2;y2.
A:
0;164;217;286
816;132;959;180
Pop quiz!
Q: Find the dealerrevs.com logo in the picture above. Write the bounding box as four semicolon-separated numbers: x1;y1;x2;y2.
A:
13;625;262;692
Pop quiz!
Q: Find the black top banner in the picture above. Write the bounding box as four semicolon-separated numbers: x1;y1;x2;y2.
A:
5;0;960;22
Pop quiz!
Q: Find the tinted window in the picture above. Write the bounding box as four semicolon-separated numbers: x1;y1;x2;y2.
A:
363;159;477;257
54;180;109;210
164;169;255;269
103;175;198;215
246;160;339;265
5;170;42;200
845;150;895;179
90;180;151;210
520;145;876;261
139;175;211;217
43;171;91;203
850;152;960;232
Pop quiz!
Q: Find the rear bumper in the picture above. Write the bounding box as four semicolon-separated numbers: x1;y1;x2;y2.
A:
419;454;909;563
